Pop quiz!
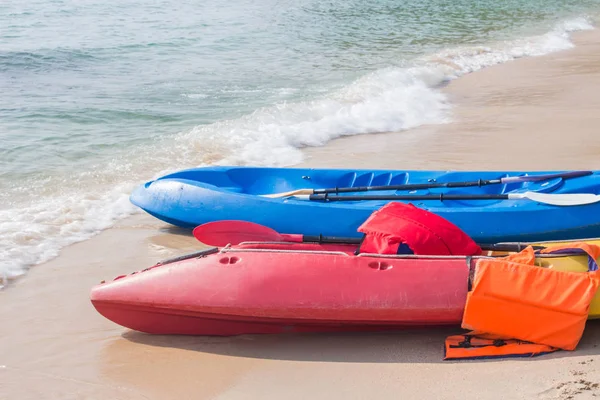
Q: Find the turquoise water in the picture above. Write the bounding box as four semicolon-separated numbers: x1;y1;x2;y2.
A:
1;0;599;284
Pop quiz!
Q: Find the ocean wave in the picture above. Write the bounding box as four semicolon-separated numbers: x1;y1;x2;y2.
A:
173;17;594;167
173;66;451;167
0;40;190;74
0;49;99;73
0;181;137;288
423;16;595;76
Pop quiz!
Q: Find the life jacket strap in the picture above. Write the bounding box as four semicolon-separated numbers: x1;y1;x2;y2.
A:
450;336;509;349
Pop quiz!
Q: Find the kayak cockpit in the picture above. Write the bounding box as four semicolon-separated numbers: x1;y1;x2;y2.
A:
155;167;567;197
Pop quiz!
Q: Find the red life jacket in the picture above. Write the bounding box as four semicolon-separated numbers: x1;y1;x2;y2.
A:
356;202;482;256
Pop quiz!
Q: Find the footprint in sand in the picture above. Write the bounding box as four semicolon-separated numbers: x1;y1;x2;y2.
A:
538;360;600;400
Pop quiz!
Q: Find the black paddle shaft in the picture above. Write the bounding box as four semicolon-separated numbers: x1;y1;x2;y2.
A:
303;235;361;244
309;193;512;201
312;179;498;194
298;234;544;252
309;171;592;195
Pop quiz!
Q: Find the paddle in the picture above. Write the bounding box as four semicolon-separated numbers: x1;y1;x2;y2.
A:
192;220;360;246
261;170;593;198
292;191;600;206
192;220;545;252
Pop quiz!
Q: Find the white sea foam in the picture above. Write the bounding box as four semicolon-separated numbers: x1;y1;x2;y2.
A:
423;16;595;77
0;181;137;288
181;93;209;99
0;16;595;287
174;66;452;167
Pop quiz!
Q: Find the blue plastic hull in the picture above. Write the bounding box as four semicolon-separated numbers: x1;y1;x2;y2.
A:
130;166;600;243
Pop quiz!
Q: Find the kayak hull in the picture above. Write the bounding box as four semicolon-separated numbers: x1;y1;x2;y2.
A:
91;241;600;336
94;304;454;336
130;166;600;243
91;243;471;335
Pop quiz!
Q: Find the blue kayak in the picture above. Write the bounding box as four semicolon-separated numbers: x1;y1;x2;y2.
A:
130;166;600;243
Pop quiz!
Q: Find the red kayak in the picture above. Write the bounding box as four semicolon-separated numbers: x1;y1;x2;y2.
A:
90;241;472;336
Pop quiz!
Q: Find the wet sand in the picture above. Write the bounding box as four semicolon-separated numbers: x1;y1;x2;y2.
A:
4;30;600;400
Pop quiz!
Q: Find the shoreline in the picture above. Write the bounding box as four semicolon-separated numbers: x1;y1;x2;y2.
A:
301;29;600;171
4;27;600;400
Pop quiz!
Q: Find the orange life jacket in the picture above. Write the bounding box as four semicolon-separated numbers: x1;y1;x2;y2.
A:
444;332;559;360
445;243;600;360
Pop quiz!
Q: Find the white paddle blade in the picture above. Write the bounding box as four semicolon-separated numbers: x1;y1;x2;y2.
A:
289;195;311;200
510;191;600;206
261;189;314;198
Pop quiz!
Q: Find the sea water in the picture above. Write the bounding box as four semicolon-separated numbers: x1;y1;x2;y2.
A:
1;0;599;285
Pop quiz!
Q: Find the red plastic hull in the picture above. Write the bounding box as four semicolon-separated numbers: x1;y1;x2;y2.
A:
91;243;471;335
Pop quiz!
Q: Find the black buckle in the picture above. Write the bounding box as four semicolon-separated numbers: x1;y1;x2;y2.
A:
455;336;473;348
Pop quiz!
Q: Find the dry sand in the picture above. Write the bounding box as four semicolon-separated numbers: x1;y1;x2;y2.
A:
4;30;600;400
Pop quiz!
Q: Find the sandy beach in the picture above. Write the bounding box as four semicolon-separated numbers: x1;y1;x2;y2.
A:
4;29;600;400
